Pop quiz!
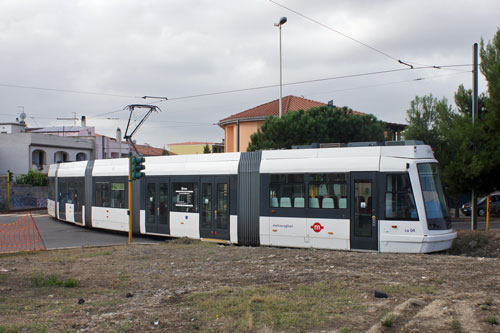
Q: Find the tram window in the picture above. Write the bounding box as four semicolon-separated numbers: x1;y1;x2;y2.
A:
308;173;347;209
385;174;418;220
68;181;83;207
48;178;55;200
58;180;68;201
172;182;199;212
95;182;110;207
269;174;305;208
110;183;126;208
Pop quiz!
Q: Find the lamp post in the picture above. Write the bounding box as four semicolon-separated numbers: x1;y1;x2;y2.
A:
274;16;287;118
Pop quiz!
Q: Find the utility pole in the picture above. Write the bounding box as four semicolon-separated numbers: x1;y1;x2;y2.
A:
236;120;240;152
471;42;479;230
7;170;13;210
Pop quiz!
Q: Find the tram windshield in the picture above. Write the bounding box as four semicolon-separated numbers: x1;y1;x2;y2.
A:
417;163;451;230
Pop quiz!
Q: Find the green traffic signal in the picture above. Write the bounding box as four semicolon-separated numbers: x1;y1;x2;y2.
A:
130;155;146;180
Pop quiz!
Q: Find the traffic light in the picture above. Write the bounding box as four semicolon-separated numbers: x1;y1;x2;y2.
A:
130;155;146;180
7;170;13;182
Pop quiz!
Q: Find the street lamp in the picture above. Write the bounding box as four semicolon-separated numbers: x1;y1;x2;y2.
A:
274;16;287;118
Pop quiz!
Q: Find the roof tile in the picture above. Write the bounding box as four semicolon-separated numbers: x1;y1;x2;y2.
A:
219;95;365;124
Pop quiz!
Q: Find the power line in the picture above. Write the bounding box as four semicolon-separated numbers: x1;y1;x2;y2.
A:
306;71;469;97
145;123;216;129
0;63;472;120
0;83;141;99
87;109;128;118
268;0;469;70
144;64;471;102
269;0;401;63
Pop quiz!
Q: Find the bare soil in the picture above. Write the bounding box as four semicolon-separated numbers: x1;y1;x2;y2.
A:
1;231;499;332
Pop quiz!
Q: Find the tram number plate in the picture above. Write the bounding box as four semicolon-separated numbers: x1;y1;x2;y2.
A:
404;228;416;233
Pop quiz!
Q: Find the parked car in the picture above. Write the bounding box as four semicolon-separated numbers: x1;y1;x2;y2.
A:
461;193;500;216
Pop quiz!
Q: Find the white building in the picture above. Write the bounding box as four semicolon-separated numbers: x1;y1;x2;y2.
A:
28;126;129;160
0;132;94;175
0;118;129;176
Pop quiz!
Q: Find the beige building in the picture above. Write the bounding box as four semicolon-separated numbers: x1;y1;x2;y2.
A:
218;95;405;153
167;142;223;155
218;96;326;153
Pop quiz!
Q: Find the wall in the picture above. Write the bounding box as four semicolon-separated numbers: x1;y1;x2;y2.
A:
239;121;264;152
224;120;265;152
0;133;30;175
169;144;209;155
95;135;129;159
0;176;47;210
0;133;94;175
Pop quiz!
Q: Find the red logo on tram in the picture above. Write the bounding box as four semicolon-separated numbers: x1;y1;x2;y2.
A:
311;222;324;233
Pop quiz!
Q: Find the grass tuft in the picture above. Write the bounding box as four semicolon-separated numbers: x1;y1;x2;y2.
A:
485;316;499;325
186;281;358;331
30;274;78;288
381;313;396;327
450;319;462;332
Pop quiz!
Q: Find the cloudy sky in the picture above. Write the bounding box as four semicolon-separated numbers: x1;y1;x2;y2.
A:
0;0;499;148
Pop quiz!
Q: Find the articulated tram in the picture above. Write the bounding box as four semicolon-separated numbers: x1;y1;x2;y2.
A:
47;141;456;253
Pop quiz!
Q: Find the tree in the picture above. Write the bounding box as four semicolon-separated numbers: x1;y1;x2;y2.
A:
454;84;487;118
448;29;500;195
476;29;500;193
404;29;500;202
402;94;452;150
403;94;463;216
203;144;211;154
247;106;386;151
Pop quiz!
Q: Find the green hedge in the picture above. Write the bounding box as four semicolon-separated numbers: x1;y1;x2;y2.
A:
15;170;48;186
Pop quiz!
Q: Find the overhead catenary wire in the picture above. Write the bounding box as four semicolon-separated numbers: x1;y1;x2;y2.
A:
268;0;469;71
0;63;472;123
306;70;469;98
269;0;401;63
142;64;471;102
0;65;472;124
0;63;471;114
0;83;140;99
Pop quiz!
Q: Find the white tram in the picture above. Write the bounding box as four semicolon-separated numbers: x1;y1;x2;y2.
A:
47;141;457;253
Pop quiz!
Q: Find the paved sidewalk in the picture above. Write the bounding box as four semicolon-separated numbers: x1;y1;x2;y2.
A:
0;212;162;250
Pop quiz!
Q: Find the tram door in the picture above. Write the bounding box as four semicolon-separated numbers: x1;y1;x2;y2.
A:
350;172;378;251
200;177;230;240
68;181;83;224
145;178;170;234
58;181;67;220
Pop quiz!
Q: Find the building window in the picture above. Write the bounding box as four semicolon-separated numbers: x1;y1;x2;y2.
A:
76;152;87;161
54;151;69;163
269;174;305;208
32;149;46;169
308;173;347;209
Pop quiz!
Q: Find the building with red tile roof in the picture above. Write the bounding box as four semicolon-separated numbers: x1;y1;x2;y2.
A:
218;95;404;152
219;95;369;152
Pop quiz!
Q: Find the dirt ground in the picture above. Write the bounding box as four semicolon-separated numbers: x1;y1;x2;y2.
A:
1;230;499;332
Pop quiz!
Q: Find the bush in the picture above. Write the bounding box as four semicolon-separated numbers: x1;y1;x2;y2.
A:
15;170;48;186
